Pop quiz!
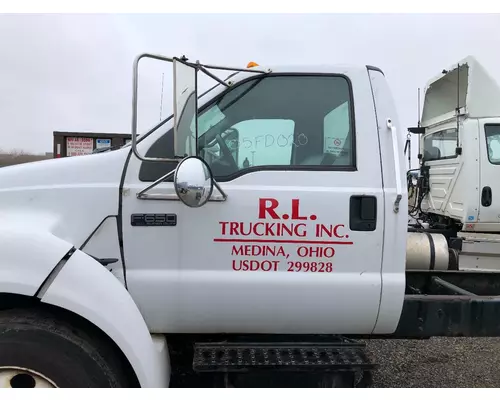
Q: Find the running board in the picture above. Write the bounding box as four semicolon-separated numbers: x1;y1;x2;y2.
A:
192;340;375;373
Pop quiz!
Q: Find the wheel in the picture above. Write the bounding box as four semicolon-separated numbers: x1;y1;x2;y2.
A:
0;307;135;388
319;371;356;387
319;369;373;388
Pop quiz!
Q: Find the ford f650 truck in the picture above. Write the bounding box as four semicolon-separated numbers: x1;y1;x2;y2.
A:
1;53;499;388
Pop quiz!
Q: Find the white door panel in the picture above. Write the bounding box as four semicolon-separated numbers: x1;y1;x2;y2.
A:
122;71;386;334
125;176;384;333
479;121;500;228
176;181;383;333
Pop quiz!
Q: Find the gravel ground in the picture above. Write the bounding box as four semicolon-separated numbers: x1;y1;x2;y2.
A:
364;338;500;388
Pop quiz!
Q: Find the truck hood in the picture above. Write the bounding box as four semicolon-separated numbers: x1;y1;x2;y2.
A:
0;149;129;247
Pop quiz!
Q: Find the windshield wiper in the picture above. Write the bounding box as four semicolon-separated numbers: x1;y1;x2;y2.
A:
92;145;123;154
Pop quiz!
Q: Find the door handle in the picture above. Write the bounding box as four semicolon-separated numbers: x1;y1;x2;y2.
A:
481;186;492;207
350;195;377;231
387;118;403;213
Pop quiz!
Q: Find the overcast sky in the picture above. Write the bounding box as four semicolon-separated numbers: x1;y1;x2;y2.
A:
1;13;499;162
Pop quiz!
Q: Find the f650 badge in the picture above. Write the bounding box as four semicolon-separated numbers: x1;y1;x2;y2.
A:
131;214;177;227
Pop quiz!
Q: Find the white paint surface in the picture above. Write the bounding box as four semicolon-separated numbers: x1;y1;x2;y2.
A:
41;250;170;388
122;64;406;334
0;228;72;296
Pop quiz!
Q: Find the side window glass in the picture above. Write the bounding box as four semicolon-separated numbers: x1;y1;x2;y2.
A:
423;129;458;161
139;75;354;182
323;101;351;165
223;119;295;168
485;125;500;165
193;104;226;136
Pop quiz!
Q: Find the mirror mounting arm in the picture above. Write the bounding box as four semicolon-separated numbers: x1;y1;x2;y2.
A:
136;160;227;203
131;53;179;164
131;52;271;205
197;63;230;88
136;169;176;199
131;52;271;164
213;181;228;201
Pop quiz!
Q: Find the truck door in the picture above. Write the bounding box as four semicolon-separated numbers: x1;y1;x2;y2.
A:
478;121;500;230
121;71;387;334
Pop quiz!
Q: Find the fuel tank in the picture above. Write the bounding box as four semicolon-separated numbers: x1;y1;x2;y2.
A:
406;232;451;270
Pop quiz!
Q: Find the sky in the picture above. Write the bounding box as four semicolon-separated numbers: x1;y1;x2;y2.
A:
1;13;500;167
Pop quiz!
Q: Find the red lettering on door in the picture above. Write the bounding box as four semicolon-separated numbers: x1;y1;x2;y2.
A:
291;199;307;220
333;224;345;238
259;198;280;219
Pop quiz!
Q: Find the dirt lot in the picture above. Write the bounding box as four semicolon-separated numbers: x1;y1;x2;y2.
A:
365;337;500;388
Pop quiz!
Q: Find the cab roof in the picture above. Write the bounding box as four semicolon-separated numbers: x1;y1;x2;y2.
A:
421;55;500;127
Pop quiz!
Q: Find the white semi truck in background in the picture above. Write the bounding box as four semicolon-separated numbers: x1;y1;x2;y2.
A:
408;56;500;273
0;53;499;388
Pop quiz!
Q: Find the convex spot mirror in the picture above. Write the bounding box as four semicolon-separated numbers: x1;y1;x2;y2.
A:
173;156;214;207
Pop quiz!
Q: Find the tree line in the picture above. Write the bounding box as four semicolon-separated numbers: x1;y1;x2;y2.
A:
0;150;52;168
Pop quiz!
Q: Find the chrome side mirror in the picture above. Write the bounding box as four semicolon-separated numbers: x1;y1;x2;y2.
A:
173;156;214;207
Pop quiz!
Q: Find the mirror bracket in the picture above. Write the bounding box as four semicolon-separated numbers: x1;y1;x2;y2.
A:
137;192;227;202
136;169;176;199
136;163;227;202
212;181;228;201
131;52;270;163
131;52;271;204
131;53;181;164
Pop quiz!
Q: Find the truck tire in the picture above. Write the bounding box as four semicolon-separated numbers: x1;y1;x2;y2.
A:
0;307;134;388
319;370;373;388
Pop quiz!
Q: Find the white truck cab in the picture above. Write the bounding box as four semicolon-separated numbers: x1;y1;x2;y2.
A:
0;54;499;389
410;56;500;272
416;56;500;232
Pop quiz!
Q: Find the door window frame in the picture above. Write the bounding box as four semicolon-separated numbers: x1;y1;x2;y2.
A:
484;123;500;165
138;73;358;183
422;128;459;162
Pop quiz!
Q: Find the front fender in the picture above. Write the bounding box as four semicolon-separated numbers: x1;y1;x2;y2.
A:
40;249;170;388
0;227;73;296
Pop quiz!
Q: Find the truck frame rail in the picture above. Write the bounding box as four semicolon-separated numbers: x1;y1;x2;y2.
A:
394;271;500;338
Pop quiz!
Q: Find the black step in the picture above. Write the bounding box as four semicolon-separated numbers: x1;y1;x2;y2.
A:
193;341;375;373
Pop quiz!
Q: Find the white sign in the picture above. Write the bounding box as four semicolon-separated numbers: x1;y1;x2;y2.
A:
323;101;349;156
96;138;111;149
324;136;344;156
67;137;93;157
